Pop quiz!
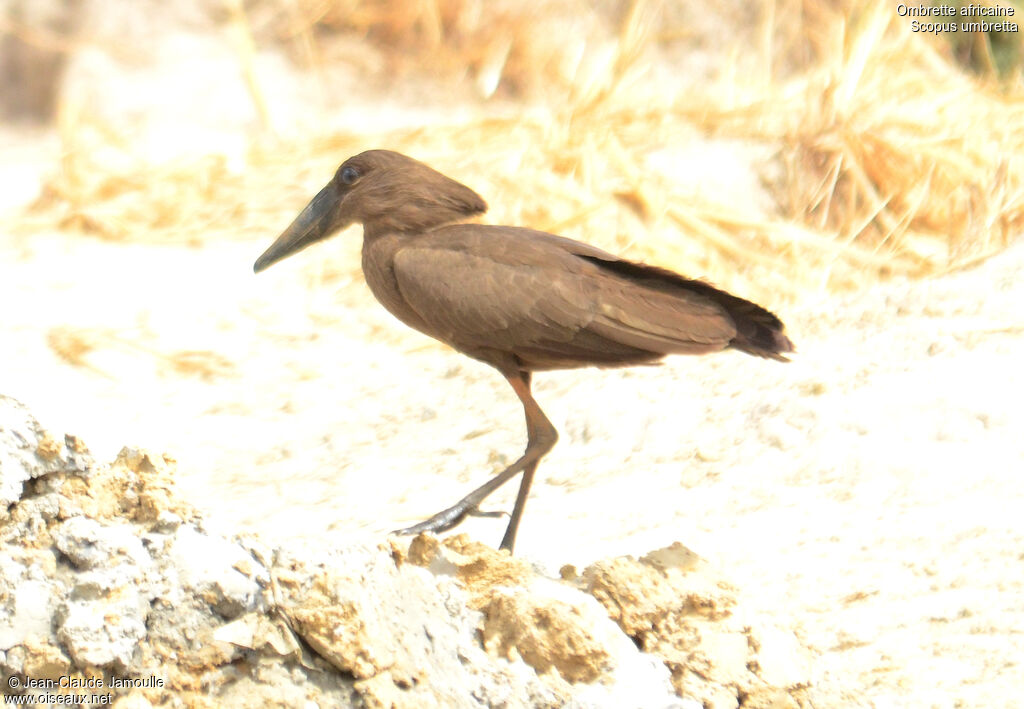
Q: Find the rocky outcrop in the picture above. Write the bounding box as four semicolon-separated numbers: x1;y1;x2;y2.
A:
0;394;811;708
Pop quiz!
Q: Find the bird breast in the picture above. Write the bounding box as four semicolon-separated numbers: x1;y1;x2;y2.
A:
361;232;436;338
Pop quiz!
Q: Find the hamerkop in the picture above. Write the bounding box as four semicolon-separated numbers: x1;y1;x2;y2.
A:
254;150;793;553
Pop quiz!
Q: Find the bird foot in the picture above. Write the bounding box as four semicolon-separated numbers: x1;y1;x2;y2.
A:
391;501;476;537
467;508;509;519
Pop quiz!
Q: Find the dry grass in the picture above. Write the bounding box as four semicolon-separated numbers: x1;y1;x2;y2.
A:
46;325;237;380
772;3;1024;280
14;0;1024;300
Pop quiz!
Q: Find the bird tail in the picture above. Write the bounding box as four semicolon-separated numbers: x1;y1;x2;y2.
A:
645;275;794;361
576;254;795;361
724;299;794;361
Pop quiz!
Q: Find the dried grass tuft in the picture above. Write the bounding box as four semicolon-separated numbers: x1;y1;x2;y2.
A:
16;0;1024;300
165;350;237;381
45;325;236;380
46;327;101;369
772;2;1024;284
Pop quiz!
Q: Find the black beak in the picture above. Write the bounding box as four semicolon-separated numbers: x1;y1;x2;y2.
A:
254;183;346;273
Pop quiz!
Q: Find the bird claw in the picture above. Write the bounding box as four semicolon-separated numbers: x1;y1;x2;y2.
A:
467;508;509;519
391;502;510;538
391;503;473;537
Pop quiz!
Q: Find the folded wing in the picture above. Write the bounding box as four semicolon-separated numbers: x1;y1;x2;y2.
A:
391;226;748;370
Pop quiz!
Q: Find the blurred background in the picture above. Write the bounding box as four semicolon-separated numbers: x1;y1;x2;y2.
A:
3;0;1024;526
2;0;1022;524
5;0;1022;286
3;2;1024;703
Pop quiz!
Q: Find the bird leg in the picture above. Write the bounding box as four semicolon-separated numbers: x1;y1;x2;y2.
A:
392;370;558;552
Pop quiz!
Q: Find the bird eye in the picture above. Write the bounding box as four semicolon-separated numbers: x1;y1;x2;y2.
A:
340;166;359;185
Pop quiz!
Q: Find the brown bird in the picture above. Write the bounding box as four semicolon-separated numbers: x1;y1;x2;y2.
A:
254;150;793;553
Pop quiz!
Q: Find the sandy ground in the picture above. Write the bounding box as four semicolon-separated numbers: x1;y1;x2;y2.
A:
2;127;1023;706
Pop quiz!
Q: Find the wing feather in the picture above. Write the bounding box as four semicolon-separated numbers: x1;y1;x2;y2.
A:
391;227;738;368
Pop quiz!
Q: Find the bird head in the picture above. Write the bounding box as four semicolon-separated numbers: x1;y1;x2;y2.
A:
254;150;487;273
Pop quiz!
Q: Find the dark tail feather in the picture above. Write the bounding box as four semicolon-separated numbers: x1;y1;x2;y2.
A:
671;278;793;360
577;255;795;361
667;278;794;360
723;298;794;361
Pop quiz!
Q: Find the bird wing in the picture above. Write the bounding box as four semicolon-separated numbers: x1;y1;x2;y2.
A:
390;226;737;368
